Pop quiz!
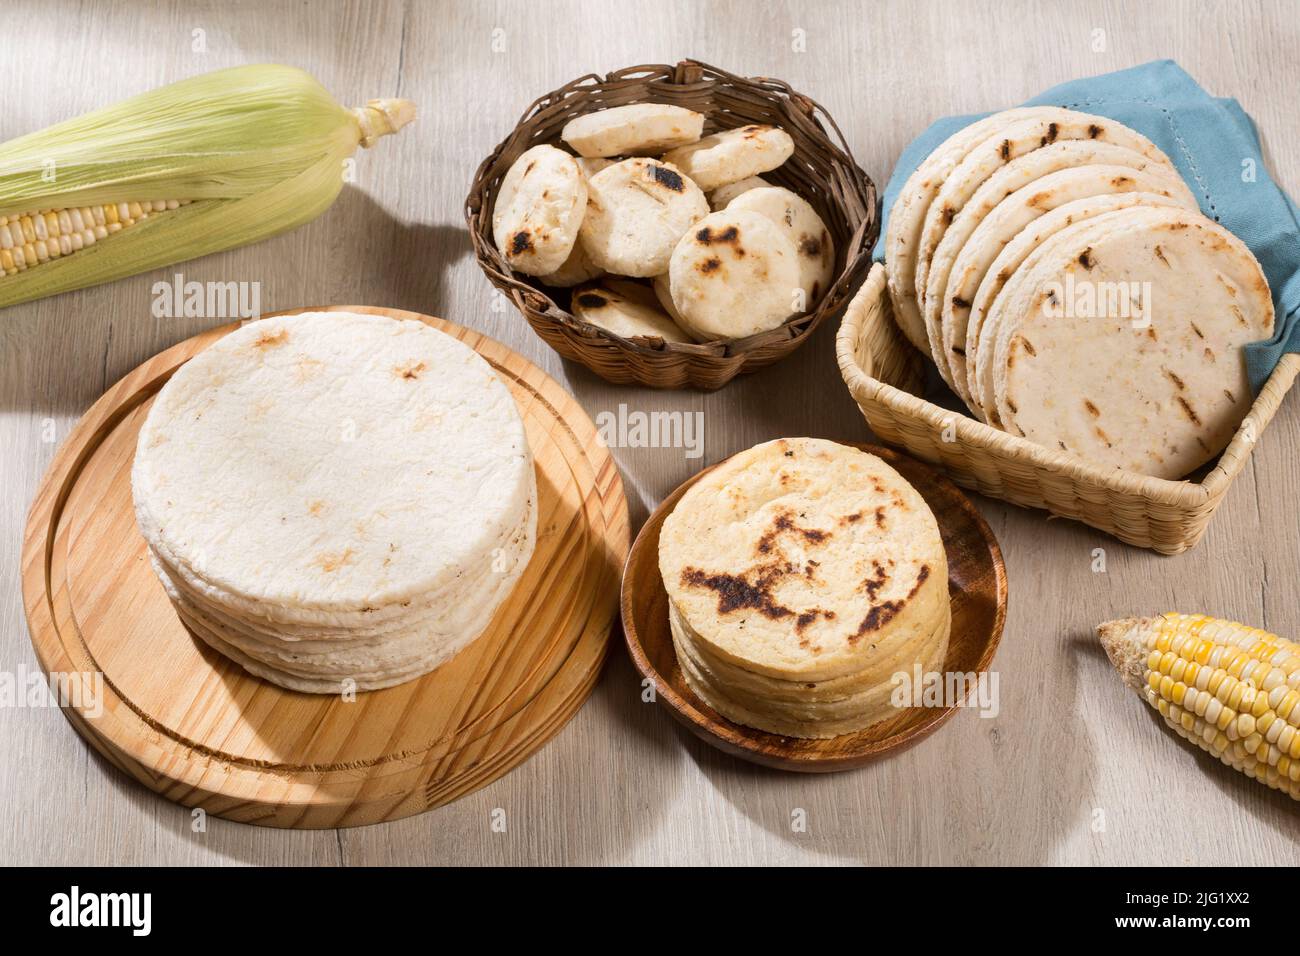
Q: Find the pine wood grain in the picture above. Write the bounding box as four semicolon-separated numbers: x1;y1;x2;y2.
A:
22;307;628;828
2;0;1298;864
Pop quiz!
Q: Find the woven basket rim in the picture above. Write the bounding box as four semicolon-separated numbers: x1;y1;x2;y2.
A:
836;262;1300;508
465;58;878;384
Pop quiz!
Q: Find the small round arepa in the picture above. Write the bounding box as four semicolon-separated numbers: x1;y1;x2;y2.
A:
571;278;691;342
652;272;685;324
562;103;704;157
579;158;709;277
708;175;768;210
660;124;795;191
668;209;800;340
727;186;836;309
132;311;538;693
538;238;603;288
575;156;616;178
538;156;615;287
492;144;588;276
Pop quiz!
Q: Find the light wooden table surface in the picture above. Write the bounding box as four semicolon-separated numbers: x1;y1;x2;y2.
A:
3;0;1297;866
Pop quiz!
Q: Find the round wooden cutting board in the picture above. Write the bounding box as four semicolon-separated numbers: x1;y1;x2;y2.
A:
22;306;629;828
622;443;1006;772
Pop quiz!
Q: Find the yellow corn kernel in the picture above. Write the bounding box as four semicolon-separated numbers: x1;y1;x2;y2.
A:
0;201;184;277
1100;613;1300;801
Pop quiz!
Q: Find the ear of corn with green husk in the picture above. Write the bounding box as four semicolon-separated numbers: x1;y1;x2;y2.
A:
1100;612;1300;800
0;64;414;309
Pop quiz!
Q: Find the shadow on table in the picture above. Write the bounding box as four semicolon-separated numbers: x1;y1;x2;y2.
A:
663;619;1106;865
0;188;470;417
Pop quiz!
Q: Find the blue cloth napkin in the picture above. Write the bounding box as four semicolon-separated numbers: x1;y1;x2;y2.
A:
872;60;1300;394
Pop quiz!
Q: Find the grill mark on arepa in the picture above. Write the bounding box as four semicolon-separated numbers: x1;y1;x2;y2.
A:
314;548;354;573
862;560;889;600
795;608;836;633
679;567;792;619
649;164;685;192
856;600;902;636
852;564;930;642
394;360;428;380
755;511;830;555
696;224;740;245
253;328;289;349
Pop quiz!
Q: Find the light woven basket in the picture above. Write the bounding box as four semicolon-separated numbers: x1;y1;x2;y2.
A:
466;59;877;390
836;262;1300;554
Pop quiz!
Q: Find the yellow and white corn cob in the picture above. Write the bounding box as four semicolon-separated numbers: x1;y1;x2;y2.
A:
0;201;190;276
0;65;414;308
1099;612;1300;800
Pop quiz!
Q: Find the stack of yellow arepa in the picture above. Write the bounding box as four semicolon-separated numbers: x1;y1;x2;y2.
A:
659;438;950;738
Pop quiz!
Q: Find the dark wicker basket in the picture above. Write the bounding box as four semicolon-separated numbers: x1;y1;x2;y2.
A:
466;60;878;390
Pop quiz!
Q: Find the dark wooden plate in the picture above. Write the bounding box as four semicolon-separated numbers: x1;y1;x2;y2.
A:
621;442;1007;772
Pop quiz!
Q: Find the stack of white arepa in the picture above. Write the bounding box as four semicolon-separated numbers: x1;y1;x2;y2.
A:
659;438;950;738
132;311;536;693
884;105;1274;479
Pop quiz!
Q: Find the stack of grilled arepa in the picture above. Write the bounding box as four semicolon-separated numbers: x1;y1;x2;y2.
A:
659;438;950;738
132;311;537;694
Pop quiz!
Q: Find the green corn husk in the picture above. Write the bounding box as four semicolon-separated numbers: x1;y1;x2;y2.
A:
0;64;414;309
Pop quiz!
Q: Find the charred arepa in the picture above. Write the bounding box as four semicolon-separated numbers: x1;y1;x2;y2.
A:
659;438;950;738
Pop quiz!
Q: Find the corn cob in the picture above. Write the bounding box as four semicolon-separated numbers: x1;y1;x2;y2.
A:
0;65;414;308
1099;613;1300;800
0;202;192;275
